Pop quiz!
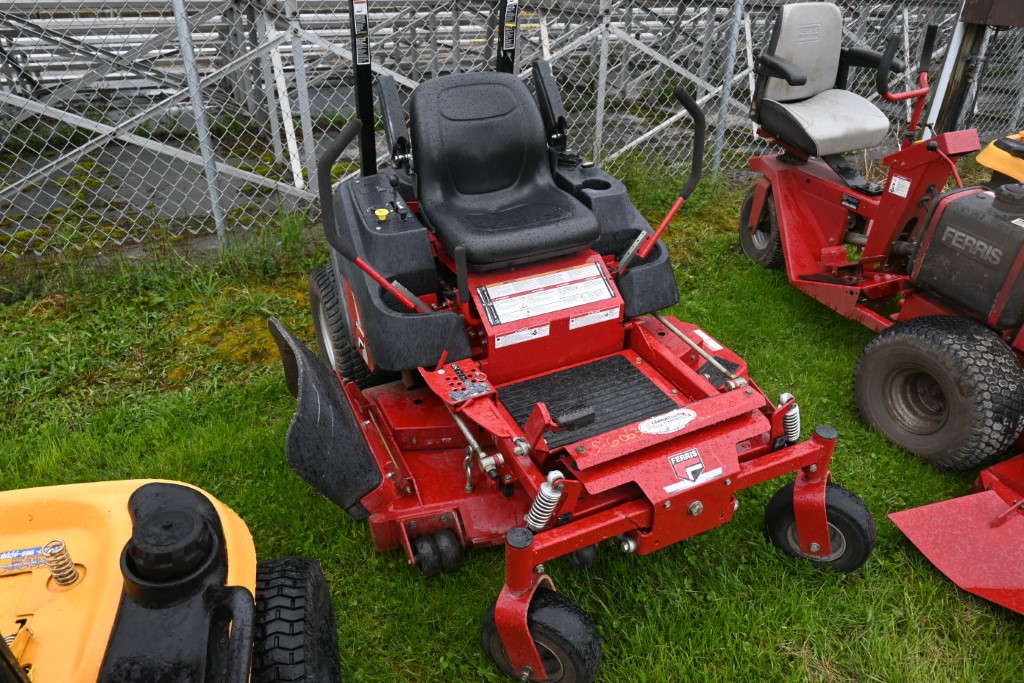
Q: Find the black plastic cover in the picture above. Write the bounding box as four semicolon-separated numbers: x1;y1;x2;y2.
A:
554;161;679;316
268;318;382;520
325;174;472;371
100;483;253;683
915;189;1024;328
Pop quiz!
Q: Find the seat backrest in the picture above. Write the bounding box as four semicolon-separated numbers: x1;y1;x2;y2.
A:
762;2;844;103
410;71;550;205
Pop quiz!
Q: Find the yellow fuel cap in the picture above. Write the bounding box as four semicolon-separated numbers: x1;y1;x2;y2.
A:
374;208;390;222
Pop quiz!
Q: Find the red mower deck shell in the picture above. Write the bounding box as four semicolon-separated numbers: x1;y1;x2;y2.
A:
889;454;1024;615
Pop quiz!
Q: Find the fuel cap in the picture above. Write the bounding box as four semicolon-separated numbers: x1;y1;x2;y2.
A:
994;183;1024;214
128;508;212;581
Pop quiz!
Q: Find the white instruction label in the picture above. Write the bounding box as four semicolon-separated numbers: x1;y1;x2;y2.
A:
496;324;550;348
478;263;615;326
888;175;912;198
1;546;45;575
569;307;620;330
353;0;371;65
693;328;723;351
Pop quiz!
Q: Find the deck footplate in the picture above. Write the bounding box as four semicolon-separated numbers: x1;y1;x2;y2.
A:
498;354;677;448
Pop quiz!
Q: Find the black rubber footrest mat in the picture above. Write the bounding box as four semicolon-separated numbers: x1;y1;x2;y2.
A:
498;354;677;449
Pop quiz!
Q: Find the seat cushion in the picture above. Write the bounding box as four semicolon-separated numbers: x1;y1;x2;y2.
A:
411;72;599;270
761;89;890;157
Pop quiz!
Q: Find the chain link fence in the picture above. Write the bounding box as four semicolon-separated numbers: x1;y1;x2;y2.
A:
1;1;1021;259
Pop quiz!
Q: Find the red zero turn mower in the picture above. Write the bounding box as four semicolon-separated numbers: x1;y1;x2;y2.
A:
742;2;1024;472
268;4;876;680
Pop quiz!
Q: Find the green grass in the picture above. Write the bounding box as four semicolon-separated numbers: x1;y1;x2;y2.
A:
2;179;1022;682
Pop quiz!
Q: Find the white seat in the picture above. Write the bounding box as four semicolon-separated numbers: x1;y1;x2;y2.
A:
753;2;892;157
760;89;890;157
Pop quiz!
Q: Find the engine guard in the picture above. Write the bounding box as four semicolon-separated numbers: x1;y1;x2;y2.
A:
268;318;382;520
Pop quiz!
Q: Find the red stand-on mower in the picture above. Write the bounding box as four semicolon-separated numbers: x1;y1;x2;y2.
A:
742;2;1024;472
741;2;1024;617
269;3;876;680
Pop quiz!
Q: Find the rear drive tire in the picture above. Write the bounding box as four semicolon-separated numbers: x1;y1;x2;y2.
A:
764;482;876;573
252;557;342;683
854;316;1024;471
481;588;601;683
308;264;392;389
738;185;784;269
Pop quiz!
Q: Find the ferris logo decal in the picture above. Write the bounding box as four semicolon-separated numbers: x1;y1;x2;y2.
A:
940;225;1003;266
669;448;705;482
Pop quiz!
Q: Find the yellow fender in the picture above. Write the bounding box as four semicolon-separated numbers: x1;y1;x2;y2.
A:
977;131;1024;183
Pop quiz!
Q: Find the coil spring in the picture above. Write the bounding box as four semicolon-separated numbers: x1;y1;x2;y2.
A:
779;393;801;445
524;471;565;531
42;539;79;586
3;633;14;645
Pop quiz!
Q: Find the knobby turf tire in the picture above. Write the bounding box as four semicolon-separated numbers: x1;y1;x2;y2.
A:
252;557;342;683
738;185;785;269
765;482;876;573
482;588;600;683
308;264;390;390
853;315;1024;471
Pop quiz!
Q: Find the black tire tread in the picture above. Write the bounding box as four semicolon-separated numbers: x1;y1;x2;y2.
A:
853;315;1024;470
738;185;784;269
252;557;342;683
481;588;601;683
309;264;389;390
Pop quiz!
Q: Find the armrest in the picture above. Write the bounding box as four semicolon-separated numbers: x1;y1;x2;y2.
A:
757;53;807;86
841;46;906;73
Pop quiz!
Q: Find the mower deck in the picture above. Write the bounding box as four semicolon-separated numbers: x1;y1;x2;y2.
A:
890;454;1024;615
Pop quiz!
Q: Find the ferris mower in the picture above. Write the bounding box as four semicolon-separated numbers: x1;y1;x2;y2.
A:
267;3;876;681
0;480;341;682
741;2;1024;472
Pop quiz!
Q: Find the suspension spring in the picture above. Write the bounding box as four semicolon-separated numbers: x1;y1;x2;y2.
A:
3;633;14;645
524;471;565;532
779;393;801;445
42;539;79;586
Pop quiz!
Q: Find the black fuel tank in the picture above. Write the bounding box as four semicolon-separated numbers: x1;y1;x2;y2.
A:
914;184;1024;329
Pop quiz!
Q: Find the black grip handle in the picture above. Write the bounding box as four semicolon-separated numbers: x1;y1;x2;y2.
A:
673;87;705;200
919;23;939;75
317;119;362;262
876;33;900;97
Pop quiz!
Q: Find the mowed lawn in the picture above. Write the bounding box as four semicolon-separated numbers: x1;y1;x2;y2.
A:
2;178;1022;682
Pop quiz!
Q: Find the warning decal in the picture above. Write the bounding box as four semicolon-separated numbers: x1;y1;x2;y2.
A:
477;262;615;326
569;307;620;330
502;1;520;51
496;324;550;348
353;0;371;66
888;174;912;198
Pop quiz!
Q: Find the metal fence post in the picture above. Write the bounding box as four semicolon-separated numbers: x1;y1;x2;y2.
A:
711;0;743;177
594;0;611;163
285;0;318;192
171;0;228;245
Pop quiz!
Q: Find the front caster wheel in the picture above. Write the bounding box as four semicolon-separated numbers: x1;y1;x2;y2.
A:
481;588;601;683
764;482;876;573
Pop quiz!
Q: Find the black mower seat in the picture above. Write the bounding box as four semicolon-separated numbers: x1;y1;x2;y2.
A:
410;72;600;270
